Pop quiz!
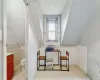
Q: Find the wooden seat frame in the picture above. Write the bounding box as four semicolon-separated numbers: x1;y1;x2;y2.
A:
37;51;46;71
60;51;69;71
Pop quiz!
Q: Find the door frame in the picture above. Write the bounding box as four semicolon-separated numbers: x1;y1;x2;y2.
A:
2;0;7;79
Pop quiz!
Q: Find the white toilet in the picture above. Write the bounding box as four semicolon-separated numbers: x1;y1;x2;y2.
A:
20;58;25;72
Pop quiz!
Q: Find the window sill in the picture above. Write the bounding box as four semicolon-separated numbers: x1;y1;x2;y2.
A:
46;40;58;42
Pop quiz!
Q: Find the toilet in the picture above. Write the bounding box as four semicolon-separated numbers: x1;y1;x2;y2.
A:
20;58;25;72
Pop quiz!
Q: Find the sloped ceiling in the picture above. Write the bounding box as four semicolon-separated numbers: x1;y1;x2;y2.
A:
0;0;3;30
7;0;26;46
29;2;44;47
61;0;96;46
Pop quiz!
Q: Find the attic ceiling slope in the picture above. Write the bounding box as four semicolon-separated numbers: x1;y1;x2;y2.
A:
61;0;96;46
29;2;44;47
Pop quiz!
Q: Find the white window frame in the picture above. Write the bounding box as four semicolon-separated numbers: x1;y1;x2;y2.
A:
46;18;58;41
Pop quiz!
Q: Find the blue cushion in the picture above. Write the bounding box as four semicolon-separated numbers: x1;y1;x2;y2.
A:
46;47;54;52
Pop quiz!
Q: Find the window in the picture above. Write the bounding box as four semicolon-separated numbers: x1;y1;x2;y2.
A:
48;20;56;40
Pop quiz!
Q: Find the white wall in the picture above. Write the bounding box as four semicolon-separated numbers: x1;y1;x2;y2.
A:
0;0;3;79
79;6;100;80
40;46;78;65
27;25;39;80
61;46;78;65
77;45;87;74
26;6;39;80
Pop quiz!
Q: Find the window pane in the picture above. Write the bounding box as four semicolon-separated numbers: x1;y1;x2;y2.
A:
48;21;56;31
48;32;55;40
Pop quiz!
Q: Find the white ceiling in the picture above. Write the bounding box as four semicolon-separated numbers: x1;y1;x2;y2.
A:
38;0;68;15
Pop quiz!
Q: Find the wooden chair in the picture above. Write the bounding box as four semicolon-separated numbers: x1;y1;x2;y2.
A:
60;51;69;71
37;51;46;71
